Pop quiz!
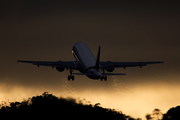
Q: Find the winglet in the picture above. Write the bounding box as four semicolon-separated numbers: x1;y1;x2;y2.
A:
95;46;101;69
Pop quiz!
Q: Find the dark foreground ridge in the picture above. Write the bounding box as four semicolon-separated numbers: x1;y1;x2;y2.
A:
0;92;138;120
1;92;180;120
162;106;180;120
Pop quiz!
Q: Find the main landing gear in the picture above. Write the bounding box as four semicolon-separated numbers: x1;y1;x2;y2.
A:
100;70;107;81
68;69;74;81
68;75;74;81
100;76;107;81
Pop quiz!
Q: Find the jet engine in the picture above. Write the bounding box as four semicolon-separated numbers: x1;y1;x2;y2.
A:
56;67;65;72
106;68;114;72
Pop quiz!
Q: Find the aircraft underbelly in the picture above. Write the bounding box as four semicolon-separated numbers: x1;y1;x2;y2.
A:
86;75;100;80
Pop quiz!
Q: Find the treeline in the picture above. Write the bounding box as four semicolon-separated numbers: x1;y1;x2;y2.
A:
162;106;180;120
0;92;138;120
1;92;180;120
145;106;180;120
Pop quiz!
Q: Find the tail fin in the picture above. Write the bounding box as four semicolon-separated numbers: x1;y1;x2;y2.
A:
95;46;101;69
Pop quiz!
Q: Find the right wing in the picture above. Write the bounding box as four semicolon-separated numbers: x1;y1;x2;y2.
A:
100;61;164;70
17;60;80;70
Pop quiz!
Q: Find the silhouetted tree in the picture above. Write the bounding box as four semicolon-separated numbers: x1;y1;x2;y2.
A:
162;106;180;120
146;108;163;120
152;109;163;120
146;113;152;120
0;92;138;120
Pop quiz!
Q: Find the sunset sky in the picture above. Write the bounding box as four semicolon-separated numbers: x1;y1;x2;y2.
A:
0;1;180;119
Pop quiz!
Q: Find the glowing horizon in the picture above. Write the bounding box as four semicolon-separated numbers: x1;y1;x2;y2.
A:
0;76;180;120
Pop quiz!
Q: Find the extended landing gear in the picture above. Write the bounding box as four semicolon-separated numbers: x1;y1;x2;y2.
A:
100;76;107;81
100;70;107;81
68;75;74;81
68;69;74;81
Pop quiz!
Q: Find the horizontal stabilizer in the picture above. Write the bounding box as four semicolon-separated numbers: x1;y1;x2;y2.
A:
73;73;126;76
102;73;126;75
72;73;93;75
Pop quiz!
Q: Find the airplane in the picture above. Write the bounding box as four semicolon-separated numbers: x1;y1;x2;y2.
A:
17;42;163;81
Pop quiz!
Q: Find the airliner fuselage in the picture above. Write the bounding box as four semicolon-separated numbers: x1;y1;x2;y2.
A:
72;42;101;79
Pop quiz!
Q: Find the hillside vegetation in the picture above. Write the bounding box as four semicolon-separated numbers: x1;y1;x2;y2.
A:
0;92;137;120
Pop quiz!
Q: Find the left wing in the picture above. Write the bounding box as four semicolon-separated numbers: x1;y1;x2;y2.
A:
100;61;164;70
17;60;80;70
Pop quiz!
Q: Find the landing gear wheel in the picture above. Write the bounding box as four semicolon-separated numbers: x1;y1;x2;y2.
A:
104;76;107;81
68;76;71;81
68;75;74;81
101;70;107;81
68;69;74;81
100;76;107;81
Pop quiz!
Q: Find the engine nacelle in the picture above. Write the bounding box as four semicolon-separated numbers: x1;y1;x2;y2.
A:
56;67;65;72
106;68;114;72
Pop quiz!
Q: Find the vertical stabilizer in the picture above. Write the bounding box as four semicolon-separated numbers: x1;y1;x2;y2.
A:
95;46;101;68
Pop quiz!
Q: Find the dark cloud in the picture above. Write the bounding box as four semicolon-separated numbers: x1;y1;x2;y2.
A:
0;0;179;87
0;1;179;20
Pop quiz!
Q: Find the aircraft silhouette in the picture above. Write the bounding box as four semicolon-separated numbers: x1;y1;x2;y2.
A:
18;42;163;81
